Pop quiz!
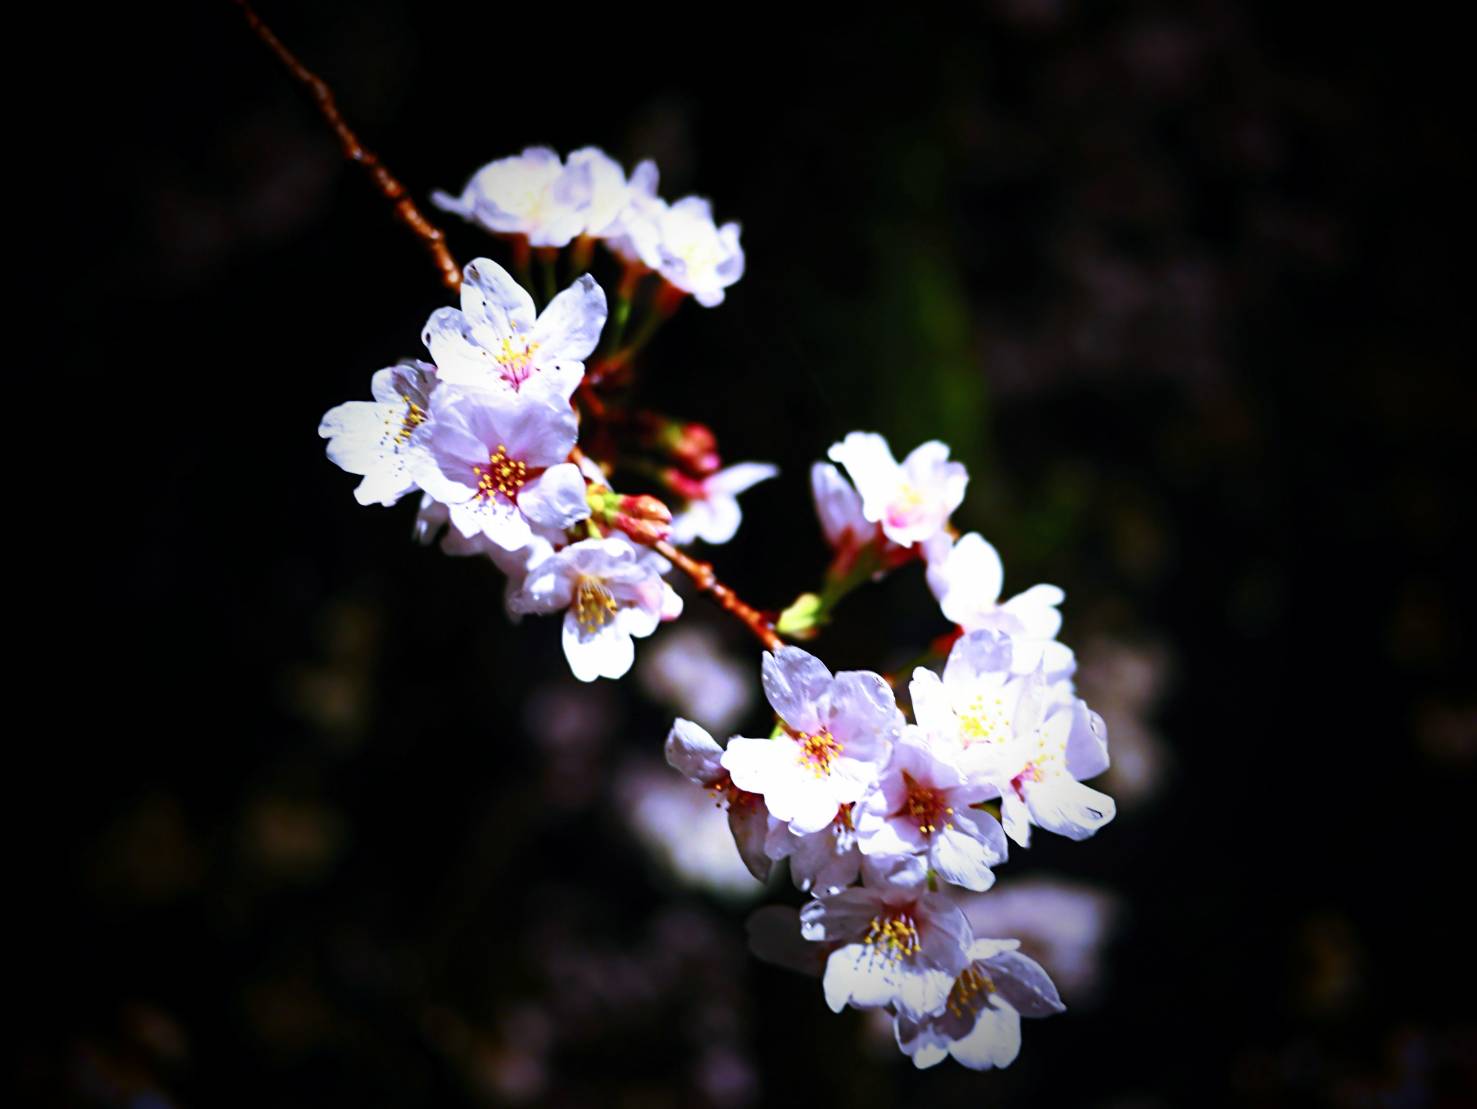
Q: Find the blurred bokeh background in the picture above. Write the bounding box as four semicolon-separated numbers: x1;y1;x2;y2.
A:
46;1;1472;1104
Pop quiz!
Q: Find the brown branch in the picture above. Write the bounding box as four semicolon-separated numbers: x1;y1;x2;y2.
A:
654;541;783;652
233;0;462;292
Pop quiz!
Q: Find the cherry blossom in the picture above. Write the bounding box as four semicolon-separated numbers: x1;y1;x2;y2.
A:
651;196;745;307
764;805;861;897
411;385;589;551
893;938;1064;1070
318;359;436;506
911;631;1116;847
512;535;683;682
827;432;967;548
854;728;1009;892
720;647;904;835
664;718;775;882
924;531;1073;675
668;462;778;545
799;884;973;1019
422;258;606;402
432;146;590;247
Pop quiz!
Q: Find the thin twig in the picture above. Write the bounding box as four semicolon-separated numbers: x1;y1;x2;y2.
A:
233;0;462;292
654;541;783;652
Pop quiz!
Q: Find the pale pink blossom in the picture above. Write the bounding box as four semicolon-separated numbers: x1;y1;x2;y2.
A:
827;432;967;548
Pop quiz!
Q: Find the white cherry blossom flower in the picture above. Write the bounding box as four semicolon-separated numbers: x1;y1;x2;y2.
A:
923;531;1073;676
721;646;904;835
318;360;436;506
664;718;775;881
854;728;1008;892
512;535;683;682
567;147;634;238
432;146;590;247
827;432;967;548
422;258;606;403
668;462;778;545
412;385;589;551
893;938;1064;1070
799;885;973;1019
911;631;1115;848
652;196;745;307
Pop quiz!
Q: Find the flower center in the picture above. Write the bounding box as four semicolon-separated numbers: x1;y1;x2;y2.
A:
794;727;843;777
573;575;618;633
862;913;921;962
959;694;1009;746
474;444;528;501
395;395;428;444
946;964;996;1019
901;773;954;836
495;336;541;389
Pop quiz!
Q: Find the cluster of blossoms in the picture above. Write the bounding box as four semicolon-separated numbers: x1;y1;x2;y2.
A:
318;144;1116;1073
666;436;1116;1070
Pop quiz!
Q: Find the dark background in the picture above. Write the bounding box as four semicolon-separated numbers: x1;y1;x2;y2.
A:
40;1;1473;1105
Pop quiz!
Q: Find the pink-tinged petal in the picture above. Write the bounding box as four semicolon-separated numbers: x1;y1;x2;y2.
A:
788;825;860;895
461;257;537;339
827;432;900;523
515;358;583;403
508;558;575;616
919;893;974;975
942;630;1014;696
682;496;744;545
775;778;845;835
447;498;531;549
664;718;724;784
615;600;661;641
499;397;580;467
825;670;904;755
811;462;869;549
318;400;396;473
799;886;880;942
761;647;832;730
518;463;590;530
729;802;773;882
562;611;635;682
1024;779;1115;841
932;827;999;893
1065;702;1111;781
948;1003;1021;1070
859;852;929;890
708;461;779;497
422;307;497;388
855;813;925;857
983;950;1065;1017
895;1016;950;1069
530;273;608;362
659;584;683;621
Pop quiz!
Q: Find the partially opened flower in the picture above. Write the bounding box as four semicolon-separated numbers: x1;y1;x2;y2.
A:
422;258;606;402
924;531;1073;676
893;938;1064;1070
512;536;683;681
668;462;778;545
721;646;904;835
412;385;589;551
827;432;967;548
799;885;973;1019
664;718;775;881
911;631;1116;848
318;359;436;506
432;146;590;247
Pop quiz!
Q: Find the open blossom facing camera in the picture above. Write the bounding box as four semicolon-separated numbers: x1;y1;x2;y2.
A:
423;258;606;402
828;432;968;548
911;631;1115;847
512;536;682;682
310;128;1123;1074
721;647;904;835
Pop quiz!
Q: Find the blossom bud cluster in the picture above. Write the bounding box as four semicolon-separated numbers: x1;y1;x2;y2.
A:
665;436;1116;1070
